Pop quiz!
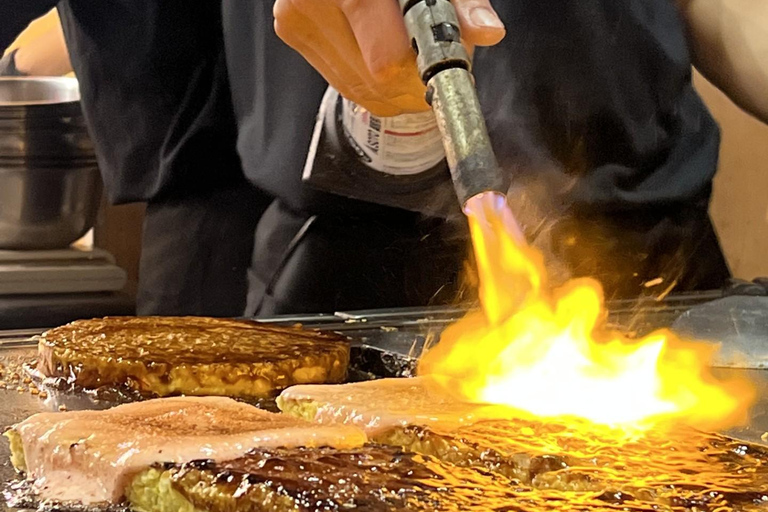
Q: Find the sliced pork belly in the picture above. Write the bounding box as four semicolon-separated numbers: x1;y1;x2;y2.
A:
277;376;505;436
6;396;366;505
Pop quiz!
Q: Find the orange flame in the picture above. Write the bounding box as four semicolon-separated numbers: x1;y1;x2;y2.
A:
419;193;754;430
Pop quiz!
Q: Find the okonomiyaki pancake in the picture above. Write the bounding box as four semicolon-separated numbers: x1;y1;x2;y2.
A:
278;378;768;507
129;439;768;512
377;418;768;498
37;316;350;398
128;446;536;512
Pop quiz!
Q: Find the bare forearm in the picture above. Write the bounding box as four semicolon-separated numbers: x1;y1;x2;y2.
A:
2;0;58;52
679;0;768;124
12;12;73;76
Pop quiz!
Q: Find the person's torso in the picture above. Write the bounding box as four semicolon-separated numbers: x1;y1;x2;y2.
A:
475;0;720;215
225;0;719;217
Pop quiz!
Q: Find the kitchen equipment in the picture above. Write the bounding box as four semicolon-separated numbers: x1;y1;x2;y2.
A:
303;0;516;223
400;0;504;207
0;292;767;511
0;77;102;250
302;87;460;216
0;243;132;330
673;295;768;369
0;247;126;295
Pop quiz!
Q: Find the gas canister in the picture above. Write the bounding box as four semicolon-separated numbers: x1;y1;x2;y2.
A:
302;87;460;216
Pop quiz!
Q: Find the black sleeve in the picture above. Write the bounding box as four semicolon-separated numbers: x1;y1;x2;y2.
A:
1;0;60;51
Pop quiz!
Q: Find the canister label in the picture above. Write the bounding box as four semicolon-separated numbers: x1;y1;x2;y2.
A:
340;98;445;175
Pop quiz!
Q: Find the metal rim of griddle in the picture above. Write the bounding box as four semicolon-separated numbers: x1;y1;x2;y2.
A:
0;290;722;347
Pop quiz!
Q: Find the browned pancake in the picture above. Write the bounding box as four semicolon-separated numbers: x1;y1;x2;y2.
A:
130;435;768;512
376;418;768;496
129;446;533;512
279;378;768;508
37;316;349;398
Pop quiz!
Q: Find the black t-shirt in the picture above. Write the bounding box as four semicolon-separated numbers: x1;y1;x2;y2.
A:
476;0;720;213
223;0;719;216
221;0;330;212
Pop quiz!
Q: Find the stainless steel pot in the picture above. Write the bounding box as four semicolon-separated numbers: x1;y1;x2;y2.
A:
0;77;80;104
0;77;102;250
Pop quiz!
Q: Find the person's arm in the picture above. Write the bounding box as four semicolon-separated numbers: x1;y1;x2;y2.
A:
272;0;505;116
678;0;768;124
2;0;59;52
3;9;73;76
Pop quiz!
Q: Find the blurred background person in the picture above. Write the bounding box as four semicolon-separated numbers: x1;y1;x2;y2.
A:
2;1;270;317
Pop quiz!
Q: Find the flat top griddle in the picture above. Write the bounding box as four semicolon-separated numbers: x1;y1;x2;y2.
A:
1;292;768;511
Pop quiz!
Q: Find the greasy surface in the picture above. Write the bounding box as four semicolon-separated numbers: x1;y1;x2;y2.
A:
37;317;350;398
378;418;768;503
278;376;508;435
133;433;768;512
4;337;768;511
10;397;366;504
278;376;768;510
132;446;526;512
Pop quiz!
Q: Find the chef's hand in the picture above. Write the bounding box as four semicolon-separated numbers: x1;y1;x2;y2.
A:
273;0;505;117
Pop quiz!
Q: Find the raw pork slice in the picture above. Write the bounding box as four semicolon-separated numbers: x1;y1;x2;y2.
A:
277;376;506;436
6;396;366;504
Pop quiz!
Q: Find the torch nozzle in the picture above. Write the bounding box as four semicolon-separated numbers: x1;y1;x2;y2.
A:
427;68;505;207
464;192;526;245
400;0;509;227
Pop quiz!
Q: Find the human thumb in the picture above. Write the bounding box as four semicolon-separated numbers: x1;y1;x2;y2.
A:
452;0;506;47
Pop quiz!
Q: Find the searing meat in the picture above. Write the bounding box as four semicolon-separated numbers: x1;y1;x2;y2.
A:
277;376;506;436
6;396;366;504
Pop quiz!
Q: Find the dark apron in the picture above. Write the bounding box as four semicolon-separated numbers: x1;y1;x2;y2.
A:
245;201;471;316
138;180;271;317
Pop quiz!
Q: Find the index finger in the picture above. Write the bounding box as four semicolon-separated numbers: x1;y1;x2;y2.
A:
336;0;418;84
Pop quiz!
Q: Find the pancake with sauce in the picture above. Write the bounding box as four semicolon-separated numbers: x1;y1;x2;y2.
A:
376;418;768;494
37;316;350;398
5;396;366;505
278;377;768;504
128;438;768;512
128;446;534;512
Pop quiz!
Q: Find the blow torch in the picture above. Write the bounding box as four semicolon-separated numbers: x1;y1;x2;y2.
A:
400;0;524;239
302;0;525;237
